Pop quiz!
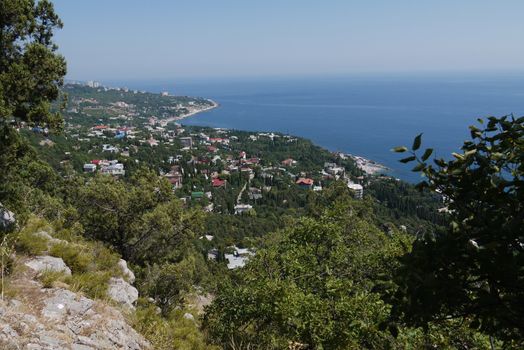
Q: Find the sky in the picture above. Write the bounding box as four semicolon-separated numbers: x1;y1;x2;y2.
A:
52;0;524;81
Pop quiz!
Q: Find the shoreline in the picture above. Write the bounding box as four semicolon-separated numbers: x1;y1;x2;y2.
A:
163;99;219;125
347;154;389;176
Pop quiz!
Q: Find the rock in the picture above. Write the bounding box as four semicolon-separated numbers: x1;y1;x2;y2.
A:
118;259;136;283
0;285;150;349
25;256;72;276
42;289;94;321
0;203;15;230
107;277;138;310
34;231;66;246
183;312;195;322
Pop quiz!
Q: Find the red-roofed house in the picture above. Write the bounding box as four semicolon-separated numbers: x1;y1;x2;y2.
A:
208;146;218;153
212;178;226;188
296;178;314;189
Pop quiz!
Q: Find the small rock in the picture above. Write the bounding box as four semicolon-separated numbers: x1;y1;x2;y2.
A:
107;278;138;310
0;203;15;230
183;312;195;322
25;256;72;276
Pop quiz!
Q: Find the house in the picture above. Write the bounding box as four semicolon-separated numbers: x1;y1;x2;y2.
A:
165;171;183;189
296;178;314;189
100;162;125;176
83;164;97;173
234;204;253;215
207;145;217;153
281;158;297;167
212;178;226;188
102;144;119;153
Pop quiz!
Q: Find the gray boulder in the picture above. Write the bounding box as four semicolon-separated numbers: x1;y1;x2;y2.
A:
107;277;138;310
25;256;72;276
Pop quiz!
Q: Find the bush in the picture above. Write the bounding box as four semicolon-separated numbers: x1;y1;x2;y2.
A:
132;302;219;350
15;218;51;255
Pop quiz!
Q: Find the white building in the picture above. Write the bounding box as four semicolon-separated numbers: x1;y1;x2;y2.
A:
225;247;254;269
347;182;364;199
234;204;253;215
83;164;97;173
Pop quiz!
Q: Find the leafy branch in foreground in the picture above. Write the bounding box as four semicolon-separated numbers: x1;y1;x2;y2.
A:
389;115;524;344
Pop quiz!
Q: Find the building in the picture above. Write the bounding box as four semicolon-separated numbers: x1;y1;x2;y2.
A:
296;178;314;189
212;178;226;188
83;164;97;173
347;182;364;199
224;247;255;269
234;204;253;215
281;158;297;167
179;137;193;149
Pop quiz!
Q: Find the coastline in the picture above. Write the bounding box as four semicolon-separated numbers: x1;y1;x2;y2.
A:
163;99;219;125
171;98;389;177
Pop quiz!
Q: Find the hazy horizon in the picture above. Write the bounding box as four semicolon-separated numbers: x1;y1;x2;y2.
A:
52;0;524;81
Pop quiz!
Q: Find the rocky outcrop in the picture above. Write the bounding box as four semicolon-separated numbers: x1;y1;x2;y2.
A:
0;280;150;349
107;277;139;310
25;256;72;276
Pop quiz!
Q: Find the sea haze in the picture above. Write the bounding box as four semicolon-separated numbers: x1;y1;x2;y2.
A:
117;73;524;182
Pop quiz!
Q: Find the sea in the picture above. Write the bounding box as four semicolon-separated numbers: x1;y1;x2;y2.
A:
114;72;524;183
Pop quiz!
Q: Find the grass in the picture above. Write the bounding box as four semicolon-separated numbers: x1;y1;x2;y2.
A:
66;271;112;300
38;270;68;288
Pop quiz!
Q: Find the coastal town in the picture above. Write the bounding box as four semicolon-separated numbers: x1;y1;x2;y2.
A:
21;82;436;270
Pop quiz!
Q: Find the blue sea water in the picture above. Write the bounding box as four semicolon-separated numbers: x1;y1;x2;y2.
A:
117;73;524;182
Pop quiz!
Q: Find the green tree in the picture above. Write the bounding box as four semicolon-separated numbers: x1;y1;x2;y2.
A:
389;115;524;345
0;0;66;128
74;170;202;264
204;199;413;349
0;0;66;217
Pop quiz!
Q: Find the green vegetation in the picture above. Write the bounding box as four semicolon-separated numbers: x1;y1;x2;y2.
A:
389;115;524;345
1;2;522;348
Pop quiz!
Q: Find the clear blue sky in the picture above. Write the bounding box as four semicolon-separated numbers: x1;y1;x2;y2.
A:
52;0;524;81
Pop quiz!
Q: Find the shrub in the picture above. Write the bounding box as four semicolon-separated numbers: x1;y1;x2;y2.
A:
49;242;91;273
132;303;219;350
15;218;51;255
